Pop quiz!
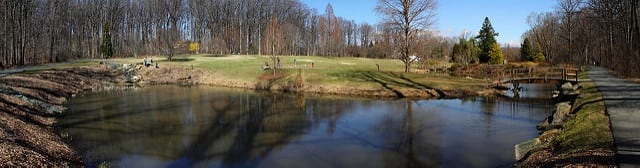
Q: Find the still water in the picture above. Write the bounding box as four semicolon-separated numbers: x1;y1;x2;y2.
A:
60;85;553;167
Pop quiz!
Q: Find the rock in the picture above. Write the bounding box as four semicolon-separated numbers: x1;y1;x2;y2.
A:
426;89;441;97
537;116;552;131
515;138;539;161
120;64;141;84
538;129;560;144
132;76;141;83
550;102;572;128
14;94;66;115
552;90;560;98
561;82;573;91
572;83;582;90
515;129;561;161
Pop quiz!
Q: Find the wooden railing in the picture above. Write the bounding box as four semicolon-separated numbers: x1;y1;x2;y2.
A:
502;67;579;83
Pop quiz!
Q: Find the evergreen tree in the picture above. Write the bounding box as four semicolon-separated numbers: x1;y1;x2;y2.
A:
101;22;113;59
532;44;545;62
476;17;499;63
520;37;533;61
451;37;479;64
488;42;504;64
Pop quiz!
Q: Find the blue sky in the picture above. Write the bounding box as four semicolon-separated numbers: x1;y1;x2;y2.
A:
300;0;557;46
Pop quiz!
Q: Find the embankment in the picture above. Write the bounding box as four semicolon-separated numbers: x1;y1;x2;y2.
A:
134;64;500;99
0;66;125;167
515;80;615;167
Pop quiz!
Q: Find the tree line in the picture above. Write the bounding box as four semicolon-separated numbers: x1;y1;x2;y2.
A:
0;0;454;69
523;0;640;76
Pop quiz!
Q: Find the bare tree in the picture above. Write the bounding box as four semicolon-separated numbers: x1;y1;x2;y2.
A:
557;0;583;63
262;16;286;75
526;12;561;62
0;0;457;69
359;23;374;48
376;0;438;72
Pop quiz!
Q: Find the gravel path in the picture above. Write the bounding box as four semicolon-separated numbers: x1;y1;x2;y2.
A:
589;66;640;167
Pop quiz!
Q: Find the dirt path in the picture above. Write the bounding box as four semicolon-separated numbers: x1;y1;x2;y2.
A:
589;66;640;167
0;66;123;167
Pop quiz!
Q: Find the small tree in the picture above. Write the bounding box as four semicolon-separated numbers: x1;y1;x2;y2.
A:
532;44;546;62
488;42;504;64
521;37;533;61
101;22;113;59
188;41;200;54
476;17;499;63
451;37;479;64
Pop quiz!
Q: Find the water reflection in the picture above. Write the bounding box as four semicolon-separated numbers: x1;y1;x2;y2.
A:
60;86;552;167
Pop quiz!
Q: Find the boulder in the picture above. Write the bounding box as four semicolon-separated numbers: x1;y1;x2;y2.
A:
561;82;573;91
122;63;131;70
536;116;552;131
550;102;572;128
537;102;573;130
515;138;539;161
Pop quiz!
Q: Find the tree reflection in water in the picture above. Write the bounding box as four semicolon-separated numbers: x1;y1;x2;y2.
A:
60;85;551;167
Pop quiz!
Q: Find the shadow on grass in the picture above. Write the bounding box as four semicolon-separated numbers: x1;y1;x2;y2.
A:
201;54;230;58
330;70;445;98
540;155;615;167
158;58;195;62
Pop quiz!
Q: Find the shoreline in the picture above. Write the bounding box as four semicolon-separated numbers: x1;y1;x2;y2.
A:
515;76;615;167
0;64;501;166
133;64;502;99
0;66;129;167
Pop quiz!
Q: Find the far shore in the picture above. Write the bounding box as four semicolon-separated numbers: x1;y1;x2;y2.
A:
108;55;503;99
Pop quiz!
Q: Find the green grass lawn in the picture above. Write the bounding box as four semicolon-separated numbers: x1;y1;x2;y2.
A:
555;71;614;153
44;54;488;94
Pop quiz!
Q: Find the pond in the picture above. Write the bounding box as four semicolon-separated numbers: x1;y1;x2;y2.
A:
59;84;553;167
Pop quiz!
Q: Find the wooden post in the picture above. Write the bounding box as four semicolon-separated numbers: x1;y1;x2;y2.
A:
529;68;533;83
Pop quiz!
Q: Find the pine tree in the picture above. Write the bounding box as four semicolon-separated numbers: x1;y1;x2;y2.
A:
521;37;533;61
101;22;113;59
476;17;499;63
488;42;504;64
532;45;545;62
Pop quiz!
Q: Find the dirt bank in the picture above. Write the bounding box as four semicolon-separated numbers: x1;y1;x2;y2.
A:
135;64;501;99
0;66;125;167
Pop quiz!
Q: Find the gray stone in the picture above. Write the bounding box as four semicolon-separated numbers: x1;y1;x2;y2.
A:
537;116;552;131
550;102;572;127
16;95;66;115
561;82;574;91
515;138;539;161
